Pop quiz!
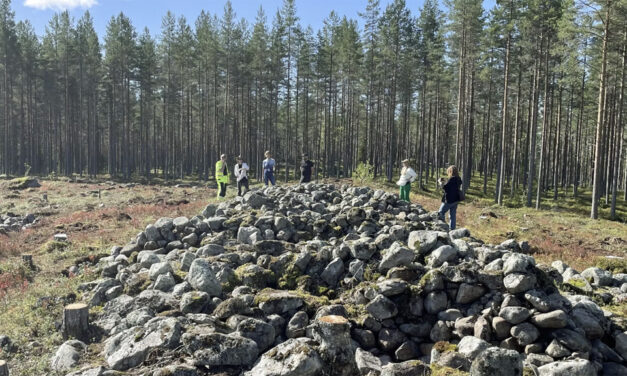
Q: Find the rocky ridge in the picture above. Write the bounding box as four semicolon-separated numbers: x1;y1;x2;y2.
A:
55;184;626;376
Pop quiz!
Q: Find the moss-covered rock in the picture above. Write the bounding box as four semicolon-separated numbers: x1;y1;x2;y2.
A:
235;263;276;289
8;177;40;190
595;256;627;274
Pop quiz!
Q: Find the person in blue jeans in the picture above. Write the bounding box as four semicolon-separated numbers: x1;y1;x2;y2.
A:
438;165;463;230
262;150;276;186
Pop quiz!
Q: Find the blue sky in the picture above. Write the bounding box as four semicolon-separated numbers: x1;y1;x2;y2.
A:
14;0;495;38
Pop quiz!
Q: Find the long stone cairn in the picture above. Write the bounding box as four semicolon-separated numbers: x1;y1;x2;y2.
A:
50;184;626;376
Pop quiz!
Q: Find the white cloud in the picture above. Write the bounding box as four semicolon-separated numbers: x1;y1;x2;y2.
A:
24;0;98;10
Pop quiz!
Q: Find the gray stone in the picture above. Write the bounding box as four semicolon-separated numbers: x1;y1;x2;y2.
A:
378;328;407;352
474;315;492;341
187;258;221;296
503;272;537;294
196;243;225;257
503;253;535;275
287;311;309;338
581;267;612;286
524;290;551;312
104;317;181;371
355;348;382;375
524;353;554;367
50;340;86;371
377;279;408;297
429;245;458;267
491;317;512;340
470;347;523;376
238;226;262;245
571;300;607;339
153;365;199;376
352;328;376;349
499;306;531;324
551;329;591;353
257;290;304;314
435;351;471;371
614;331;627;360
545;339;571;358
213;297;252;319
348;237;377;260
321;257;344;286
438;309;463;322
381;360;431;376
366;294;398;320
530;310;568;329
182;329;259;367
180;252;196;272
180;291;209;314
237;318;276;352
450;227;470;239
148;261;173;281
379;243;415;272
602;362;627;376
153;272;176;292
430;320;452;342
145;224;162;242
456;283;486;304
424;291;448;314
407;230;438;254
510;323;539;346
182;232;198;247
244;338;323;376
458;336;491;359
537;359;596;376
500;239;519;250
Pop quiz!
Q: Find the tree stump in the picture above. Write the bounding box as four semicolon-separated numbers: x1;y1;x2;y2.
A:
312;316;357;376
21;255;34;270
0;360;9;376
62;303;90;342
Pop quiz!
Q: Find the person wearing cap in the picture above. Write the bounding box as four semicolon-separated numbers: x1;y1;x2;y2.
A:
396;159;417;201
300;153;314;184
215;154;230;198
262;150;276;186
234;155;250;196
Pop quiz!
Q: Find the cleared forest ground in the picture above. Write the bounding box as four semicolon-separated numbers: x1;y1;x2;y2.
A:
0;176;625;375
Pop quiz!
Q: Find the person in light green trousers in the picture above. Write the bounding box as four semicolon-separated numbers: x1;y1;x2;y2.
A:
397;159;417;201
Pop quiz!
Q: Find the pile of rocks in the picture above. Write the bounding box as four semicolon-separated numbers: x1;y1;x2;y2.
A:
53;184;626;376
0;212;37;234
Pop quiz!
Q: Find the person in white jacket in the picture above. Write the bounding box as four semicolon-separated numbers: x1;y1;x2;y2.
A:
397;159;417;201
234;155;250;196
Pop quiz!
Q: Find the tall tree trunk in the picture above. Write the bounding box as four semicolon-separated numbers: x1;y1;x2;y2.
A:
610;26;626;219
498;31;511;205
591;0;611;219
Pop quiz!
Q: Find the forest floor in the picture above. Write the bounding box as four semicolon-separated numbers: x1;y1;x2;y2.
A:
0;175;625;375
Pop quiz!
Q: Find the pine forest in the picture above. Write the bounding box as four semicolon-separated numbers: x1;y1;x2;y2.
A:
0;0;625;219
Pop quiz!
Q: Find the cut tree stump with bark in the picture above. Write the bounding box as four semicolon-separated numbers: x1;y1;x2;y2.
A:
313;316;357;376
62;303;90;342
0;360;9;376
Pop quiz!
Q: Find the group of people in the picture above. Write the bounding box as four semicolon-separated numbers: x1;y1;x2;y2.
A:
214;151;315;198
215;153;462;230
396;160;463;230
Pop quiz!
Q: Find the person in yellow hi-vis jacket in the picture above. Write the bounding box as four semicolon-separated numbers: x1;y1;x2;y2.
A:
215;154;230;198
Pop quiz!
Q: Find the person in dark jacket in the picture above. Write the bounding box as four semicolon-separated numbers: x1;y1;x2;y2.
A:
438;165;463;230
300;154;314;184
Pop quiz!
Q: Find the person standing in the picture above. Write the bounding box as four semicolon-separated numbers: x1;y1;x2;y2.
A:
262;150;276;186
215;154;230;198
234;155;250;196
300;154;314;184
397;159;417;201
438;165;463;230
